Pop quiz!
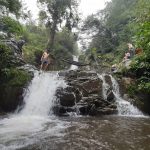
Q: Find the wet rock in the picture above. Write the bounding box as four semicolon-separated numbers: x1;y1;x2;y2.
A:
0;86;24;112
123;94;130;101
107;90;115;102
3;39;25;56
80;78;102;95
65;70;78;79
53;105;76;116
104;75;112;89
59;92;75;107
77;71;97;78
58;71;68;77
54;70;118;116
117;77;135;96
97;108;118;115
53;105;67;114
89;104;97;116
77;102;89;115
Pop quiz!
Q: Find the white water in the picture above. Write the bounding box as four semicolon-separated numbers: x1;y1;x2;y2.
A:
98;73;144;117
98;74;110;100
0;70;146;149
69;55;78;70
0;71;68;150
109;75;144;117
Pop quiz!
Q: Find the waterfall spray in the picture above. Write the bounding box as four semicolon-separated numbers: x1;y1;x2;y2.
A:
109;75;143;116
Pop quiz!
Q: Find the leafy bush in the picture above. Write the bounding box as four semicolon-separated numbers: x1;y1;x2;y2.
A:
0;16;23;36
0;42;13;69
0;68;32;86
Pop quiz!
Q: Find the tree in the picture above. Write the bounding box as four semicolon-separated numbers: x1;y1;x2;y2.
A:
38;0;79;51
0;16;23;36
0;0;22;17
81;0;139;63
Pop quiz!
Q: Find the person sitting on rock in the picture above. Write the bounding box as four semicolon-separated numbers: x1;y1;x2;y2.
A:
127;43;135;58
40;50;51;71
122;52;130;63
111;64;117;72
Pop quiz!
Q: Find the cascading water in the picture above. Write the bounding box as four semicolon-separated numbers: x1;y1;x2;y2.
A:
0;71;68;150
20;71;66;116
109;75;144;117
69;55;78;70
98;73;144;117
98;74;110;100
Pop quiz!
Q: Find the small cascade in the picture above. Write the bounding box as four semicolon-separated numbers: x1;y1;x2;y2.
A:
98;74;110;100
109;75;144;116
69;55;78;70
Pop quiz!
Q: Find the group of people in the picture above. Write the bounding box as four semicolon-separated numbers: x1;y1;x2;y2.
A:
122;43;134;63
111;43;143;72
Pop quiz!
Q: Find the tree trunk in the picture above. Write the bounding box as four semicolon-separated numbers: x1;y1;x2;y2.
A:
47;19;57;52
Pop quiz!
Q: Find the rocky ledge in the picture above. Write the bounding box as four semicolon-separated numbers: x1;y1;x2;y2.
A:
54;70;117;116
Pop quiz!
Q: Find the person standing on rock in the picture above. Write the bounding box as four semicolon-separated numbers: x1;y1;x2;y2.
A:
40;50;51;71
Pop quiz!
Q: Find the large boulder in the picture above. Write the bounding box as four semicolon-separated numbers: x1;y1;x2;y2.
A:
54;70;118;116
80;78;102;95
59;92;75;107
106;90;115;102
0;86;23;112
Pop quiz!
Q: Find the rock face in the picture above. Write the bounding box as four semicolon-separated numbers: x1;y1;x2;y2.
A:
0;66;34;113
2;39;25;66
0;86;24;112
0;40;31;113
118;77;150;115
54;70;117;116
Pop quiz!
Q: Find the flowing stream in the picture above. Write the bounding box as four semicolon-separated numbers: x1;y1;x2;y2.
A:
69;55;78;70
0;71;149;150
99;74;144;117
109;75;144;117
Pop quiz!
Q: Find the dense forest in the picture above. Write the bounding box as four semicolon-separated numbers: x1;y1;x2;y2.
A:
80;0;150;96
0;0;150;111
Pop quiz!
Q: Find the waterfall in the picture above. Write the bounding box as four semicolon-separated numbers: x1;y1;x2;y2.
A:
69;55;78;70
109;75;144;117
0;71;68;150
19;71;66;116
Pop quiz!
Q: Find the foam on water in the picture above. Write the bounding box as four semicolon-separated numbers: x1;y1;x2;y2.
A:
0;71;68;150
109;75;144;117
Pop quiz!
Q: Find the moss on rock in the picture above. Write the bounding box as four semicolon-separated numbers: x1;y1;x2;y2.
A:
0;68;32;112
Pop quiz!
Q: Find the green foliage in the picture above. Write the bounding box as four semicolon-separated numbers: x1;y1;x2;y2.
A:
51;29;78;69
0;0;22;17
0;43;31;87
135;0;150;22
133;22;150;52
0;16;23;35
127;84;137;98
38;0;79;49
82;0;138;66
129;0;150;94
137;81;150;93
21;24;48;64
0;68;32;86
0;43;13;69
55;28;77;54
